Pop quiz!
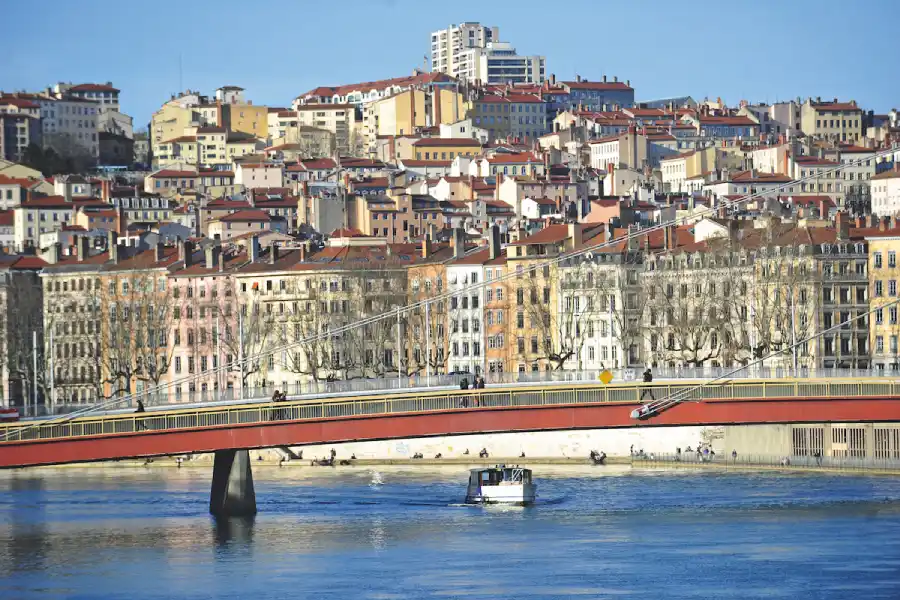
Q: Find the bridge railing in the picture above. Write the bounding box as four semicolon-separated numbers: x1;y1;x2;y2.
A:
34;367;892;416
2;377;899;444
633;452;900;472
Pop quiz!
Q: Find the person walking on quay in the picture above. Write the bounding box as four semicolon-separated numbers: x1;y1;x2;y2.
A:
640;368;655;401
732;449;738;463
135;400;148;431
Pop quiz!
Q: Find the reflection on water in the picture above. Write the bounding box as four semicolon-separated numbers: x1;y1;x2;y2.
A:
1;465;900;599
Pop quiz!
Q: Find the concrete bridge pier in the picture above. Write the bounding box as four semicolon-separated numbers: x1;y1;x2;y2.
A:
209;449;257;517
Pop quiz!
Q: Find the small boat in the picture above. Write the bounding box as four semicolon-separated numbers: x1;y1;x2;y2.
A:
465;465;536;505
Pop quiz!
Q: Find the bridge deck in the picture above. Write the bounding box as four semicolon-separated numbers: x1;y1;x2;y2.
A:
1;378;898;446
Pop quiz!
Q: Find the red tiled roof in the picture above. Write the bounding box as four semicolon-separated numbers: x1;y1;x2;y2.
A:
478;93;543;104
561;80;633;91
0;210;12;227
150;170;197;178
298;158;337;170
0;174;39;186
10;256;49;269
837;144;873;153
400;160;452;167
412;138;482;147
295;104;354;111
793;156;839;166
697;116;756;126
330;227;366;238
68;83;119;93
218;209;272;222
487;153;542;164
811;102;861;112
0;97;40;109
20;196;109;209
299;72;454;101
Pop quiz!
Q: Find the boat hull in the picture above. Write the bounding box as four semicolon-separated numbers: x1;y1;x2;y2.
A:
465;483;536;505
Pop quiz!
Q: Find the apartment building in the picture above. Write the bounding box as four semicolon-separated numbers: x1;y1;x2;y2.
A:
472;93;547;142
800;98;864;142
871;169;900;217
430;22;499;77
456;42;545;86
868;234;900;371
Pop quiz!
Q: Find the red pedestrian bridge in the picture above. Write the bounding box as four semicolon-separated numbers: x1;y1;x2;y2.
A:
2;377;899;516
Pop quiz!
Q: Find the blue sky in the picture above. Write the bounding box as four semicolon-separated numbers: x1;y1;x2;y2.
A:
1;0;895;128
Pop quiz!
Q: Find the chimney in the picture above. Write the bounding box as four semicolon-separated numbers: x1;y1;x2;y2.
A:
818;198;827;219
568;223;582;249
154;241;165;262
717;203;727;219
63;182;72;204
301;181;309;197
249;234;261;262
605;224;614;242
451;227;465;259
114;241;125;265
613;76;618;83
216;99;223;127
835;210;849;240
602;75;607;83
100;179;111;202
218;249;225;272
432;89;442;126
489;224;501;260
576;74;582;83
855;216;864;228
205;244;221;269
49;242;62;265
421;233;432;259
550;73;556;85
107;229;118;254
664;224;676;250
880;216;888;232
269;243;279;264
77;235;90;261
179;240;194;267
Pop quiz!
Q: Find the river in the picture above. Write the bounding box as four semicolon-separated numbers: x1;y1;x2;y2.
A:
1;465;900;599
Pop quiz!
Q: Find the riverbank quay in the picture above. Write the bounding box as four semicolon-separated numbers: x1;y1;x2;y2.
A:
13;453;900;476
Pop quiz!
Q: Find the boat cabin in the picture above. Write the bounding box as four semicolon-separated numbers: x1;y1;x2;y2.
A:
469;466;532;487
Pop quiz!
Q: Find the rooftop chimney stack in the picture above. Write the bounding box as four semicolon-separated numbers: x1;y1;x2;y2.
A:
249;235;261;262
180;240;194;267
451;227;465;259
114;241;125;265
489;224;501;260
422;232;432;259
269;243;279;264
77;235;90;262
155;241;165;262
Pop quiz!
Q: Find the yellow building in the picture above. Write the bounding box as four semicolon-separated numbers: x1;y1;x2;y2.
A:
151;100;198;167
404;138;482;162
868;234;900;371
155;135;198;169
801;98;864;142
223;103;268;139
294;104;362;155
365;88;469;152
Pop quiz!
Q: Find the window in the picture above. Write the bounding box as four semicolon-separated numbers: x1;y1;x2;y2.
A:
891;252;897;268
875;252;883;269
877;308;884;324
891;280;897;297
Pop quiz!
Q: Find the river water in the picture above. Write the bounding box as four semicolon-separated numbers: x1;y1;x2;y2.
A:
1;465;900;599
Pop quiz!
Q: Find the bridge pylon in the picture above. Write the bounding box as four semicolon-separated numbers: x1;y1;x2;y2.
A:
209;449;257;517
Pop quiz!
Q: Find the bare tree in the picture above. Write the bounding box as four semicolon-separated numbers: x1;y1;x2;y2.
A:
100;270;176;402
644;251;729;367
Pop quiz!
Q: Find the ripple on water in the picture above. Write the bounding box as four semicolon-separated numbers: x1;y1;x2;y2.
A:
1;467;900;599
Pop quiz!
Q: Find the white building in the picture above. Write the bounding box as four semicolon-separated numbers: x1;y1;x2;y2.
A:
456;42;545;86
871;169;900;217
430;22;499;77
827;145;876;194
57;82;120;114
34;95;100;158
235;162;284;190
747;144;790;174
439;118;489;143
660;154;688;193
446;262;485;374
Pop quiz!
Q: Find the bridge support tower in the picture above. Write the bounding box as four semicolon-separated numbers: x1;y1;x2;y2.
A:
210;449;257;517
